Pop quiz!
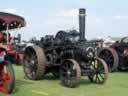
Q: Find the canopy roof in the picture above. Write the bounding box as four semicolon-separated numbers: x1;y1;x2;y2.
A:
0;12;26;31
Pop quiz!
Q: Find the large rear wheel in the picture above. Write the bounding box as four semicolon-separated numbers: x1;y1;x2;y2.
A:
23;46;46;80
98;48;119;72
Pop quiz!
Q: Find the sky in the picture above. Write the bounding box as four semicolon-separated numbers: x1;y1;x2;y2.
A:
1;0;128;40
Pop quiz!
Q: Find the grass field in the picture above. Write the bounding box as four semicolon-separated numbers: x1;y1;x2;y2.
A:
0;66;128;96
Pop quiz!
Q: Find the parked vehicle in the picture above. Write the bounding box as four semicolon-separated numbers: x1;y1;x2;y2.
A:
98;37;128;71
0;12;26;94
23;8;108;87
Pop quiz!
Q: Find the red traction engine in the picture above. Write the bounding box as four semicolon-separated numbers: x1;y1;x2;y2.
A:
0;12;26;94
98;37;128;72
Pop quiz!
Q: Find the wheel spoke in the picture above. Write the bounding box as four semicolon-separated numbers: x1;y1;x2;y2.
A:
98;73;104;81
0;84;8;93
61;66;67;70
96;74;100;83
24;68;31;74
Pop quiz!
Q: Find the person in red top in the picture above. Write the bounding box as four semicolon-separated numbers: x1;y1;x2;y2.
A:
0;32;11;44
0;32;13;51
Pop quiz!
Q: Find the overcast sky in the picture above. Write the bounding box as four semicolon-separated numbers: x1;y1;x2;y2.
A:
1;0;128;40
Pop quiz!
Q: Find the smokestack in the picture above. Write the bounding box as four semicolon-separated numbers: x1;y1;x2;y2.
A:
79;8;86;40
17;34;21;43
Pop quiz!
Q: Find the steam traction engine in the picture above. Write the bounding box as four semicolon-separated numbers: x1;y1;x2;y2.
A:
98;37;128;71
23;9;108;87
0;12;26;94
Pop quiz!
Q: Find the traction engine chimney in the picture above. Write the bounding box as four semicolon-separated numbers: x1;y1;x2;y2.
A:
79;8;86;40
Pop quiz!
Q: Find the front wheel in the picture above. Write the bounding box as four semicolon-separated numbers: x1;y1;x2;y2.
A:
88;57;108;84
60;59;81;88
0;61;15;94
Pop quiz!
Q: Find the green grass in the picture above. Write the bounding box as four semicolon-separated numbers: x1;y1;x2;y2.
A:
1;66;128;96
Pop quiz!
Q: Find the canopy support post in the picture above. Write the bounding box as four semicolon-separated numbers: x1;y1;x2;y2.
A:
6;24;9;44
